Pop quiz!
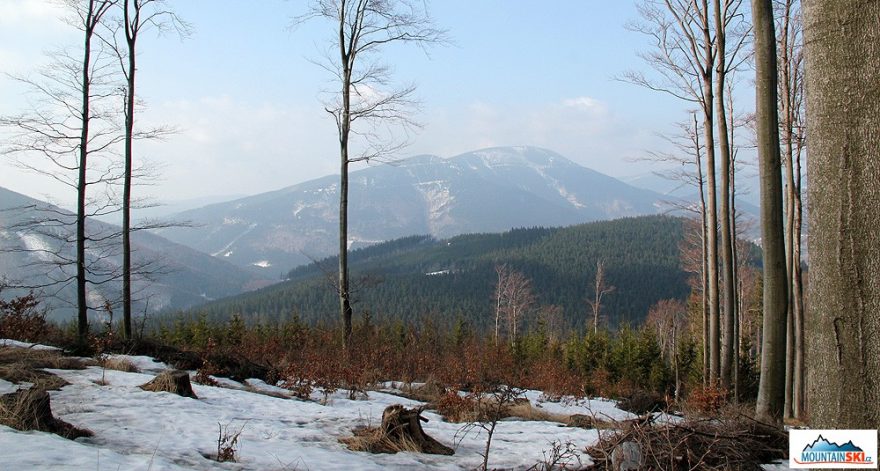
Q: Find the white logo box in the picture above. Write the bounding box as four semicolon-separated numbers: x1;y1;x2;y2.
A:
790;429;878;469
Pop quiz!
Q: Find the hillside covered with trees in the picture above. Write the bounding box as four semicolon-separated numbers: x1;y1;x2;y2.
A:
175;215;694;331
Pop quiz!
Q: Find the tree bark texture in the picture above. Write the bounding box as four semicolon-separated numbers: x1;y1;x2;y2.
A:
804;0;880;430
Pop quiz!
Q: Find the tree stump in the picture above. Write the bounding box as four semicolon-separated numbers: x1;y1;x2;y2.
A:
381;404;453;455
0;388;91;439
342;404;454;455
140;370;198;398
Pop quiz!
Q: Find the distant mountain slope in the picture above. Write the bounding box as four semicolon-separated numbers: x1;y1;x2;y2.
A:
179;215;691;330
0;186;262;322
155;146;667;273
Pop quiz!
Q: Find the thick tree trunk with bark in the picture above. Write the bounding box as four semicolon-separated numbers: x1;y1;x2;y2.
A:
803;0;880;430
752;0;788;425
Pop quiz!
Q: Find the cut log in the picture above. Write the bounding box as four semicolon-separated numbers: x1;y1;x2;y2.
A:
140;370;198;398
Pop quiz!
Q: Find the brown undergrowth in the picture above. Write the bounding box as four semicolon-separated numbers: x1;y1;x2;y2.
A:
584;413;787;470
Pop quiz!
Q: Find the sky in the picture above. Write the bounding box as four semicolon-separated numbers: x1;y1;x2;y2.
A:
0;0;704;206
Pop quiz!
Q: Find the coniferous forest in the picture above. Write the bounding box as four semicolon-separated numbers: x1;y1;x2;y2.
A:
177;216;696;331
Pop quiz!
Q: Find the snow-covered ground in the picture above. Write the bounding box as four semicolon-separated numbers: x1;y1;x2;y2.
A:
0;340;791;470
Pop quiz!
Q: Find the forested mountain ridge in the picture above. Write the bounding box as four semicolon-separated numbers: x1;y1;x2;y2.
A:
153;146;668;274
174;215;692;332
0;186;262;322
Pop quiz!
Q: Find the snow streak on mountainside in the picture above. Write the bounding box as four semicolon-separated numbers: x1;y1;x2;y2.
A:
155;146;669;273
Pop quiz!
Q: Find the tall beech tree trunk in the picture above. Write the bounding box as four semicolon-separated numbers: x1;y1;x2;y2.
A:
804;0;880;430
776;0;806;420
714;0;737;390
695;116;710;387
752;0;789;425
698;0;721;386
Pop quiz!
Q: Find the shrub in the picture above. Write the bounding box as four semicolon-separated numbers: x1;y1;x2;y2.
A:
0;292;49;343
434;391;478;423
216;421;246;462
688;384;729;415
616;388;668;415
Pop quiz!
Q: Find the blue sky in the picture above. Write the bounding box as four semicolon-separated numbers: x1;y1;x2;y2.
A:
0;0;720;203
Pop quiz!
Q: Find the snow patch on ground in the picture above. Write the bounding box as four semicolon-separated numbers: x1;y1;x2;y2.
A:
0;378;32;394
0;339;60;350
0;346;791;470
527;390;636;421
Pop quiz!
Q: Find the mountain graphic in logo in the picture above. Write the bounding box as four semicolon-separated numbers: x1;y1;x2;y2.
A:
803;435;865;453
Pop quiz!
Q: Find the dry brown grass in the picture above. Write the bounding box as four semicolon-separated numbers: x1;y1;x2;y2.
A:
340;425;424;454
0;388;92;439
101;356;140;373
0;347;89;391
506;402;569;423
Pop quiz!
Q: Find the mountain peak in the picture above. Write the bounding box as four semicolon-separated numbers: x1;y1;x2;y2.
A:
153;145;665;272
452;146;577;170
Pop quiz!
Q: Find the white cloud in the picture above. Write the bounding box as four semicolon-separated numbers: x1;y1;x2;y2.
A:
408;96;666;177
561;96;608;113
0;0;67;26
0;0;76;78
137;96;340;201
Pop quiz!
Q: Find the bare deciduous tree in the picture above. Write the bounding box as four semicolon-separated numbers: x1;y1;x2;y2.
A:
493;264;535;346
103;0;189;340
773;0;806;420
587;260;615;334
752;0;788;425
296;0;445;352
646;298;689;399
625;0;721;384
713;0;750;390
1;0;120;343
